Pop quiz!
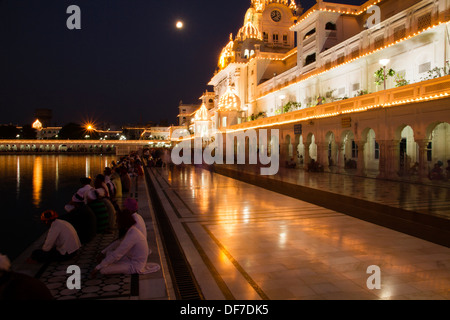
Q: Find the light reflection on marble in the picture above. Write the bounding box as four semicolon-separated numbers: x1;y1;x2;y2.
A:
156;165;450;300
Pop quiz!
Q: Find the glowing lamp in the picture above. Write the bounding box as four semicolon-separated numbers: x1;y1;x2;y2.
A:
379;59;390;66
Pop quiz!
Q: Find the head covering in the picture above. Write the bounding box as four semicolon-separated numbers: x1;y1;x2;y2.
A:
64;204;76;213
41;210;58;222
0;254;11;271
117;209;136;231
124;198;138;212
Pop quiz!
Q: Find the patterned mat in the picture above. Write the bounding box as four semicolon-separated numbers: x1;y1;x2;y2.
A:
36;232;139;300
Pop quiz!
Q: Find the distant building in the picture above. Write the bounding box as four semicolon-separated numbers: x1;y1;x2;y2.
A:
177;102;199;127
32;119;61;139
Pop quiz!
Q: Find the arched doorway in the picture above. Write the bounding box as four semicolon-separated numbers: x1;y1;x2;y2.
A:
325;131;338;169
398;125;418;176
340;130;357;170
362;128;380;176
426;122;450;180
296;135;305;166
307;133;317;161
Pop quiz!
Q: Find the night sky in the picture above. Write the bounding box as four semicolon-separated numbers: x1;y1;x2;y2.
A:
0;0;362;127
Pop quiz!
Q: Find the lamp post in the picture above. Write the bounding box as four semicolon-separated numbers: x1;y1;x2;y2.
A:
379;59;390;90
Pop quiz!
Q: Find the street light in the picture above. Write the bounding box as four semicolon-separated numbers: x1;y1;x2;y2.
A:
379;59;390;91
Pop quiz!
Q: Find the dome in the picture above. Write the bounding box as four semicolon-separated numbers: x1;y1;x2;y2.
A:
244;7;257;24
32;119;43;130
218;86;241;112
194;104;210;121
238;21;262;41
218;34;235;69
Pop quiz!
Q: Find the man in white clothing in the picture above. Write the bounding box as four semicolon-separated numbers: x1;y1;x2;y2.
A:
92;210;148;276
65;177;93;212
30;210;81;263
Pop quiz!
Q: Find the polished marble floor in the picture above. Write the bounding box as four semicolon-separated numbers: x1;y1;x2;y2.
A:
222;165;450;220
149;166;450;300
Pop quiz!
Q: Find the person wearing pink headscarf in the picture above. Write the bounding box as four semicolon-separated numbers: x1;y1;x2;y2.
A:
123;198;147;239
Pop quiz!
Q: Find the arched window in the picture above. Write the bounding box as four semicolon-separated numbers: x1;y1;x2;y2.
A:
244;49;249;59
273;33;279;43
325;22;336;30
304;53;316;66
304;28;316;39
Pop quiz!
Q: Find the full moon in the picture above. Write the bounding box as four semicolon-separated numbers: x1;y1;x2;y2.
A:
176;21;183;29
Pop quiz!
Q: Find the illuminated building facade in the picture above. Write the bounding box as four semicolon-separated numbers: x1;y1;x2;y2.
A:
182;0;450;181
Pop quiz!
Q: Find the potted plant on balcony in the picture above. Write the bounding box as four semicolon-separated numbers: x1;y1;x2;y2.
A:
394;73;410;87
354;89;369;97
283;101;302;113
374;67;395;88
421;61;450;81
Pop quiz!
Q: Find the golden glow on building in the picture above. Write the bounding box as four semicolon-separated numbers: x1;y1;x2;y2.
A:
194;104;210;121
218;34;236;70
32;119;43;131
238;21;262;41
218;86;241;111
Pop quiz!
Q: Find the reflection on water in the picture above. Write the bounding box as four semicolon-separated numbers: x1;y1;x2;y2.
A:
33;156;43;207
16;157;20;199
0;154;117;260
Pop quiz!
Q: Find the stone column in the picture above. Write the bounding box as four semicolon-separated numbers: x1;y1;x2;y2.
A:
316;142;329;171
303;142;311;170
279;138;290;167
356;141;366;176
417;139;431;181
386;140;401;179
336;142;346;173
377;140;387;179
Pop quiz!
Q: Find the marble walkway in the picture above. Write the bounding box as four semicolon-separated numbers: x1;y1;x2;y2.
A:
148;165;450;300
221;165;450;220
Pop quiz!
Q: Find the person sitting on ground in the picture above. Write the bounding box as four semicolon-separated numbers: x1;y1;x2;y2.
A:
429;162;444;180
409;162;419;175
110;165;123;199
0;254;53;300
446;160;450;179
91;210;149;277
120;166;131;194
86;188;110;234
103;167;116;200
100;195;118;233
29;210;81;263
287;158;296;169
61;203;97;245
64;177;93;212
94;174;110;199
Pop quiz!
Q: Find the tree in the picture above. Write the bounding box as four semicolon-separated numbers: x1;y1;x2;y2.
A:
21;124;37;139
0;125;19;139
374;67;395;87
